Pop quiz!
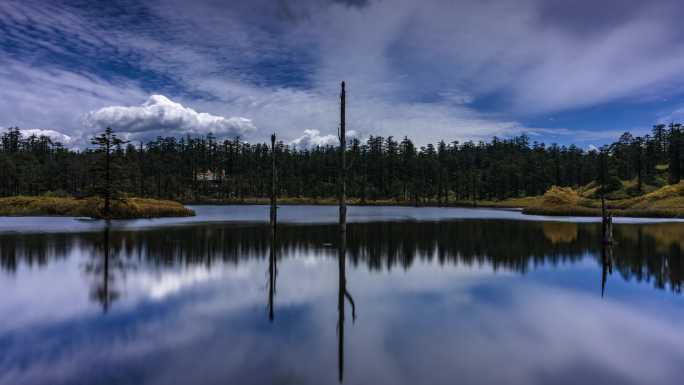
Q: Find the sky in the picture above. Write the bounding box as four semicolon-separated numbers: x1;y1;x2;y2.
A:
2;0;684;148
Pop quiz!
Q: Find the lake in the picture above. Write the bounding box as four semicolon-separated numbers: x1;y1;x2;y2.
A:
1;205;684;385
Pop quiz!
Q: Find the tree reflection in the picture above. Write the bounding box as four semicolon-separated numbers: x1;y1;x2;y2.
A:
601;244;613;298
85;225;121;313
337;229;356;383
0;233;70;273
268;227;277;322
3;220;684;295
542;222;578;244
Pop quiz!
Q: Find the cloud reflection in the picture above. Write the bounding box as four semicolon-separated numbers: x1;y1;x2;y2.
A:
2;219;684;384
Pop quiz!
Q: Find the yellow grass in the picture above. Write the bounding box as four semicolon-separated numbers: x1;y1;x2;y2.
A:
466;196;542;208
542;222;579;243
0;196;195;219
524;182;684;218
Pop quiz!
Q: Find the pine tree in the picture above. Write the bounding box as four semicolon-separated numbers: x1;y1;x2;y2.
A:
90;128;128;218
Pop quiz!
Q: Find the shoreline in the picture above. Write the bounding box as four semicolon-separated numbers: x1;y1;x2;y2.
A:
0;196;195;219
180;190;684;219
3;190;683;220
181;196;536;209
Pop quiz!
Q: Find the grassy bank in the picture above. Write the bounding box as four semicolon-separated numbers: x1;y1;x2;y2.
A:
185;195;539;209
523;182;684;218
0;196;195;219
186;182;684;219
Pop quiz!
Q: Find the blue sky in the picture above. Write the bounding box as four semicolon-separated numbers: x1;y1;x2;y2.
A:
2;0;684;148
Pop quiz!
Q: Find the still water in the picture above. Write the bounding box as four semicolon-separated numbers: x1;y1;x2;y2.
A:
1;206;684;385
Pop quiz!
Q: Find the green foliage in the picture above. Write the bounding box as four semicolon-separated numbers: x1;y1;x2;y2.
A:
89;127;129;217
598;175;623;195
42;189;70;198
1;123;683;207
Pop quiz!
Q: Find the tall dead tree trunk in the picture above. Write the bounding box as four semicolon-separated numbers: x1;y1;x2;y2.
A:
138;141;144;197
268;133;278;322
598;148;613;244
601;196;613;244
270;133;277;230
337;81;355;383
339;81;347;234
104;139;111;216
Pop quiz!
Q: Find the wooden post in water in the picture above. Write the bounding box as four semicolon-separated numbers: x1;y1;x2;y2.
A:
270;133;277;230
601;195;606;240
601;196;613;244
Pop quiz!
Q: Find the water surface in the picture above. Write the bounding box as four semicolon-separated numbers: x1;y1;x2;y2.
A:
1;206;683;385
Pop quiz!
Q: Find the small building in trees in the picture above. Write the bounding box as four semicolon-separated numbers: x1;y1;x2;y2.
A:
196;169;225;182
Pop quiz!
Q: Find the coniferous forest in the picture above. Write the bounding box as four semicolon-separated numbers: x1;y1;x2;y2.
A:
1;124;683;203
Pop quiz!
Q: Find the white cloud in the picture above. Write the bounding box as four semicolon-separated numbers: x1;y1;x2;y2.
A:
0;1;554;146
0;58;149;146
290;128;358;148
291;129;337;148
19;129;73;144
4;0;684;148
83;95;256;139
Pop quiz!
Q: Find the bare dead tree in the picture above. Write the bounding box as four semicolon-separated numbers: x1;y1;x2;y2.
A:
339;81;347;234
270;133;277;230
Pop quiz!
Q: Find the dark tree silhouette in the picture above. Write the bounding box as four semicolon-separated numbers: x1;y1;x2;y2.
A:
2;122;683;204
90;128;128;217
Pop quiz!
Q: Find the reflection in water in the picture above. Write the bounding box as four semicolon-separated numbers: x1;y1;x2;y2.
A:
2;214;684;385
337;227;356;383
601;244;613;298
542;222;578;244
268;227;277;322
85;226;120;312
0;232;69;272
2;220;683;296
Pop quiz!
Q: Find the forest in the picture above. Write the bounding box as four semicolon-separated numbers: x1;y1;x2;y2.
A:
1;123;683;204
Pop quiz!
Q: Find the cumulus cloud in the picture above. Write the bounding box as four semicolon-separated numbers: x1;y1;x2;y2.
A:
290;128;359;148
19;129;73;144
3;0;684;147
290;129;337;148
0;58;149;146
83;95;256;139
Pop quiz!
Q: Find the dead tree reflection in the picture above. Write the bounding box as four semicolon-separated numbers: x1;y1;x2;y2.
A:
268;226;277;322
268;133;278;322
601;244;613;298
337;80;355;383
337;227;356;383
